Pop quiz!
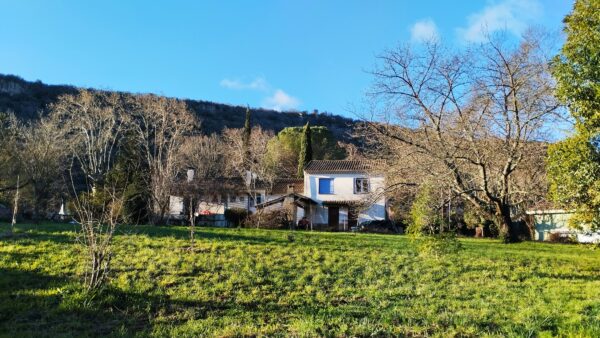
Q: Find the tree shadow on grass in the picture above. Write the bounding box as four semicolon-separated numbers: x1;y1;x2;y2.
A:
0;267;150;336
129;225;290;246
0;266;338;336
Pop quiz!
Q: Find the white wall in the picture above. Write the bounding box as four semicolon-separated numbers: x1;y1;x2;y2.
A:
530;211;600;243
304;172;386;224
168;196;184;216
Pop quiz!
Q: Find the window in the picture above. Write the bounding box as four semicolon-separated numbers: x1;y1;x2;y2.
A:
319;178;334;194
256;194;263;204
355;178;370;194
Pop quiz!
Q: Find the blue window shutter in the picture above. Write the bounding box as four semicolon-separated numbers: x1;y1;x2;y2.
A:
319;178;333;194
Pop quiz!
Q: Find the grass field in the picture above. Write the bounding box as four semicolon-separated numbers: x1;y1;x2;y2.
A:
1;222;599;337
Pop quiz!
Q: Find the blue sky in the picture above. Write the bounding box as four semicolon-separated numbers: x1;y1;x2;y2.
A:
0;0;572;117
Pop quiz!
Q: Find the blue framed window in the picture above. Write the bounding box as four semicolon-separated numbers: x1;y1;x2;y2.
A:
319;178;334;194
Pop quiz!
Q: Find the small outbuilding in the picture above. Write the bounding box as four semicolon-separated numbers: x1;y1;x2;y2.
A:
526;206;600;243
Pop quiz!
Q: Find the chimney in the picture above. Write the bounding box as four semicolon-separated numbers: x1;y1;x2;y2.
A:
186;168;195;183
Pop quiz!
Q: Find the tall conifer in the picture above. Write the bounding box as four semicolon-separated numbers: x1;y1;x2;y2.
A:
297;122;312;177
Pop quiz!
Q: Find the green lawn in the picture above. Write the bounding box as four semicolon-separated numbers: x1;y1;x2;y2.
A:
0;223;599;337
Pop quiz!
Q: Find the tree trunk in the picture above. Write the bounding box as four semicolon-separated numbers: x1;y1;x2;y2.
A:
10;176;20;234
496;203;520;243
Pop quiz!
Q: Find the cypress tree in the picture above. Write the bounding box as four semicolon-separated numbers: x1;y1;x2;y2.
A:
243;106;251;162
297;122;312;177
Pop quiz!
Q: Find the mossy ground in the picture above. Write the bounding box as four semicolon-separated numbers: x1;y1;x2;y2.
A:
1;222;599;337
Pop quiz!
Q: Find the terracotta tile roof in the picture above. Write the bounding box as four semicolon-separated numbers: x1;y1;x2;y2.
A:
271;178;304;194
304;160;383;174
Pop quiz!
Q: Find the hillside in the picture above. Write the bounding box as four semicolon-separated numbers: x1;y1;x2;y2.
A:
0;74;358;142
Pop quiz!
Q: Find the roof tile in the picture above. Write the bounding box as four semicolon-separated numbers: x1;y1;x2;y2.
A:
304;160;382;174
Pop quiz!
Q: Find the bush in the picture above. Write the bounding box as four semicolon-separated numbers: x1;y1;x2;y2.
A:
408;183;445;235
245;209;292;229
415;232;463;258
359;220;403;234
548;232;576;244
224;208;249;227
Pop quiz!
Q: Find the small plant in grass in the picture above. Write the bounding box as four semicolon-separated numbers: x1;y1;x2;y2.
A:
408;183;462;257
415;232;463;257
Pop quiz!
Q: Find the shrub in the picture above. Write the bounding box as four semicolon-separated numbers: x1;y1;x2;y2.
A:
408;183;444;235
359;220;403;234
548;232;576;244
415;232;463;258
224;208;249;227
245;209;292;229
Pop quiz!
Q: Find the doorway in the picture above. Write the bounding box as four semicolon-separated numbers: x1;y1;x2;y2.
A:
328;207;339;229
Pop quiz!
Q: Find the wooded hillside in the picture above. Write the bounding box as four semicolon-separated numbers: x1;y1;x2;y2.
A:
0;74;357;142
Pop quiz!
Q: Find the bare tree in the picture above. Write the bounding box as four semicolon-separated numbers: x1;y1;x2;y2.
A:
223;127;277;227
69;172;127;290
0;113;27;200
129;95;198;224
364;31;559;242
180;134;226;179
49;89;128;290
49;90;126;188
11;116;65;220
179;133;226;248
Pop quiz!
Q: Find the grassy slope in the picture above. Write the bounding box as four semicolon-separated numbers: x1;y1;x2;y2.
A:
0;223;599;337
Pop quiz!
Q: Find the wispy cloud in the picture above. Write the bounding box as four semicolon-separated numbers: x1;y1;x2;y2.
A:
456;0;542;43
219;77;269;91
220;76;300;111
262;89;300;111
410;19;439;43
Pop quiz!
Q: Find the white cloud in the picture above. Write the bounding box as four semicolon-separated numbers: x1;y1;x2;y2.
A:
262;89;300;111
457;0;542;43
410;19;439;43
219;77;269;91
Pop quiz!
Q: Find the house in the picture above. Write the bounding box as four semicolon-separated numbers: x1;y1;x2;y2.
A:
256;160;387;230
526;205;600;243
169;160;387;230
168;171;304;226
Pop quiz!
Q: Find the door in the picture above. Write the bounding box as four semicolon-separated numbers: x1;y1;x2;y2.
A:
328;207;339;229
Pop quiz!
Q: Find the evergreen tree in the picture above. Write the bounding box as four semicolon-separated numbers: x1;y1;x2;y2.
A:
243;107;252;149
243;105;251;162
548;0;600;229
297;122;312;177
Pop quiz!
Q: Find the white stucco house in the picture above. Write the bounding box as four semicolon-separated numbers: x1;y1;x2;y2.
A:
256;160;387;230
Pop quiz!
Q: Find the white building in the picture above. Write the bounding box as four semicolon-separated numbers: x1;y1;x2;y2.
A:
169;160;387;230
257;160;387;230
526;207;600;243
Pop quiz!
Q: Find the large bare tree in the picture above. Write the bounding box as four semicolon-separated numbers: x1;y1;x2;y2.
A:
223;126;278;226
364;32;559;242
129;95;198;224
50;90;127;188
49;89;129;289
